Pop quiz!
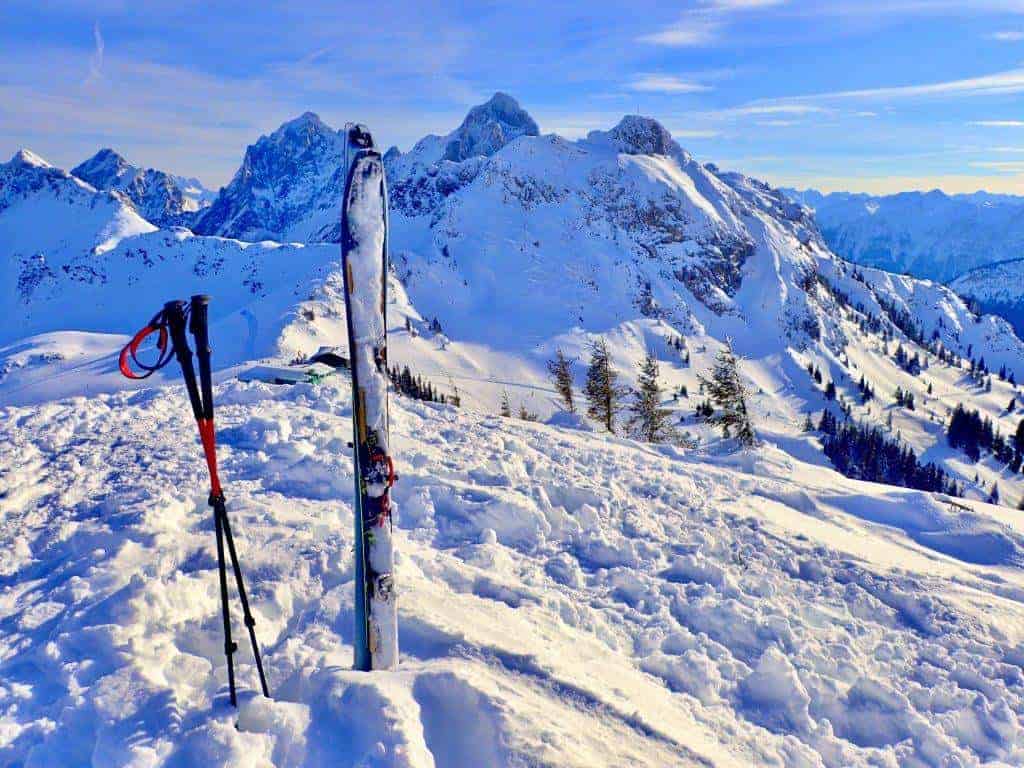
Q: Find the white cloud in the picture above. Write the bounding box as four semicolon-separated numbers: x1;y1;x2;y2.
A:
668;128;720;139
638;15;720;46
718;104;830;117
990;30;1024;41
969;120;1024;127
85;22;104;85
627;75;712;94
638;0;784;47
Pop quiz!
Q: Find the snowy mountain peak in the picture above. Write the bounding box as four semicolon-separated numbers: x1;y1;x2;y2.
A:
591;115;685;159
9;148;52;170
271;111;336;146
71;148;133;189
192;112;349;242
443;92;540;162
69;148;210;228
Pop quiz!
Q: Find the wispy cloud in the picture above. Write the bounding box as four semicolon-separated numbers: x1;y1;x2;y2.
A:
638;0;784;47
627;75;712;94
638;15;720;46
717;104;830;117
970;160;1024;171
969;119;1024;127
84;22;104;86
989;30;1024;41
702;0;786;7
668;128;720;139
751;67;1024;104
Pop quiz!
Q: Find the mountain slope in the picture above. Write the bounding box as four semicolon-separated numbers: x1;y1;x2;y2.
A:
72;148;212;228
5;97;1024;767
788;188;1024;283
3;101;1023;509
950;258;1024;338
1;148;157;267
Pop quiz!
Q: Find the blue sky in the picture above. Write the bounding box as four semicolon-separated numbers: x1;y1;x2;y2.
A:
2;0;1024;194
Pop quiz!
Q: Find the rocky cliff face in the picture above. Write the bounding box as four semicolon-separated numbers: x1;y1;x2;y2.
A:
72;149;209;228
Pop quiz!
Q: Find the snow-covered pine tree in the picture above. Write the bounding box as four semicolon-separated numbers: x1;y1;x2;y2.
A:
546;349;576;413
699;341;756;447
583;338;625;433
627;352;676;443
989;482;1000;505
500;390;512;418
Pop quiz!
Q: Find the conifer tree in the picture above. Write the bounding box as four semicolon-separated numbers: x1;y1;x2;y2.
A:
500;390;512;418
583;338;625;433
628;352;677;443
699;341;756;446
988;482;1000;505
546;349;576;413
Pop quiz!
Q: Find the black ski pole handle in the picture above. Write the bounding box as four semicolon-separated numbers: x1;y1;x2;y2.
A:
189;294;215;422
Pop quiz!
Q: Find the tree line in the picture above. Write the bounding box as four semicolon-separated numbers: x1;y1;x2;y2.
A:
544;339;756;447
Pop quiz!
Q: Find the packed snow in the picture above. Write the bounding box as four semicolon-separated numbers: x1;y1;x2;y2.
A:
4;375;1024;766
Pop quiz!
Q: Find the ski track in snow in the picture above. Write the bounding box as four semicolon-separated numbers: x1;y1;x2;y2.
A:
4;379;1024;766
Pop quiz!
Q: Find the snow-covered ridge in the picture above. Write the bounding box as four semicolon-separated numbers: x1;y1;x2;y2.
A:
71;148;212;228
787;187;1024;284
3;97;1024;507
950;258;1024;337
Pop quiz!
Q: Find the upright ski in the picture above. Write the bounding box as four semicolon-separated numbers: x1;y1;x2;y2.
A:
340;124;398;671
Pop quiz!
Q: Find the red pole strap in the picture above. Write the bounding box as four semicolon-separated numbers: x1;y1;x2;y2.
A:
197;418;223;498
118;325;168;379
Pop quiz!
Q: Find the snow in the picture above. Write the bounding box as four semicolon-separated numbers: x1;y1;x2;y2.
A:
4;378;1024;765
788;187;1024;284
4;95;1024;765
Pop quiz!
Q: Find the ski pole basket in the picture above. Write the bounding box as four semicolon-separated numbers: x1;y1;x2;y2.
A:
120;295;270;708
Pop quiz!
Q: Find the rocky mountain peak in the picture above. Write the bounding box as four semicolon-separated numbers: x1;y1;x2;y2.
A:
10;149;53;170
72;148;133;189
592;115;683;159
443;92;540;162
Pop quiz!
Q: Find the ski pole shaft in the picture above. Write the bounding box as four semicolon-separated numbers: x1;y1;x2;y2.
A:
218;501;270;697
214;504;238;707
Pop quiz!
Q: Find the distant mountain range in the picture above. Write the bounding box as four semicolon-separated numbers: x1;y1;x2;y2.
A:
785;188;1024;284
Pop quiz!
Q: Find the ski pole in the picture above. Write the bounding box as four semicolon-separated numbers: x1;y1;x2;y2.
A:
120;296;270;707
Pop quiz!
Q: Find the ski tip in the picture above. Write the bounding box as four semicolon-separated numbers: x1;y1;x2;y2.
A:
348;124;374;150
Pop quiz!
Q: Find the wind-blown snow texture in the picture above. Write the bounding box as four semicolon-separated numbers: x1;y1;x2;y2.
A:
4;380;1024;766
4;93;1024;766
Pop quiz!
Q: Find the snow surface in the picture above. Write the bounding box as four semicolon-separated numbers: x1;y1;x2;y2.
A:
4;377;1024;766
